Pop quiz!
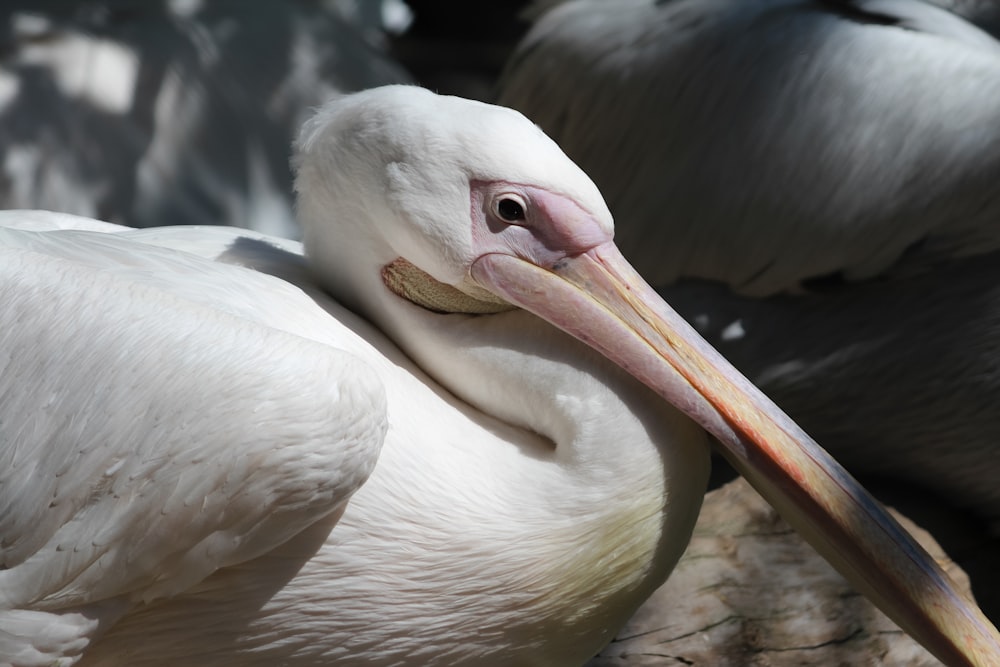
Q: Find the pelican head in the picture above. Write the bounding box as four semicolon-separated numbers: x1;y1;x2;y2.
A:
293;85;1000;666
295;85;612;310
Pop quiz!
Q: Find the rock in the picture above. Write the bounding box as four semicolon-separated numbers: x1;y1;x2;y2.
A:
589;478;972;666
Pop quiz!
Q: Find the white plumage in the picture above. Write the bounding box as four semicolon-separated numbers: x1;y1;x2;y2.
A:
0;85;996;666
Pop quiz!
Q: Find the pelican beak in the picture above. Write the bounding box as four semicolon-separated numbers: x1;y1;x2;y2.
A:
471;240;1000;666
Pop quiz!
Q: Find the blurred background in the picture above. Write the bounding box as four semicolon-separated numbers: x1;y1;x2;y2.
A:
5;0;1000;646
0;0;530;237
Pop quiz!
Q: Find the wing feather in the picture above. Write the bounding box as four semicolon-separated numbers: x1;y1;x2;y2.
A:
0;228;386;616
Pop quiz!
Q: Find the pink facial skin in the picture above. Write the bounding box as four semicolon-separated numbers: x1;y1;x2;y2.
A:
469;180;612;271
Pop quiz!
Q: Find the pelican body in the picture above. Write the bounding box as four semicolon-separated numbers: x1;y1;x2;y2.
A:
499;0;1000;293
0;86;997;666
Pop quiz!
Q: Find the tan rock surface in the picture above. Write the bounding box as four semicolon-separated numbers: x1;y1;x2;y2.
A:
589;478;972;666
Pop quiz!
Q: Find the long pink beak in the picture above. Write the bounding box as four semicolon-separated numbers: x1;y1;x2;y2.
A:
472;241;1000;667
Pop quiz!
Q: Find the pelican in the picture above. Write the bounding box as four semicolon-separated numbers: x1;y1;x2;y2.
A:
497;0;1000;523
1;86;997;666
498;0;1000;292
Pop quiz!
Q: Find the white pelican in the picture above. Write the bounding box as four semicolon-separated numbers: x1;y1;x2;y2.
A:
0;1;410;238
498;0;1000;293
1;86;997;666
497;0;1000;525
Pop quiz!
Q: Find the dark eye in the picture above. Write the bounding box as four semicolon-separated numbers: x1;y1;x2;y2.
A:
496;197;526;222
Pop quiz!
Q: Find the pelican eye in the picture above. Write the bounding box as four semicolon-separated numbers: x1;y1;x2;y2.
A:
496;196;526;222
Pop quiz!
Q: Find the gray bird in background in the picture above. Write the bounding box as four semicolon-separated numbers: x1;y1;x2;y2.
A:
499;0;1000;531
